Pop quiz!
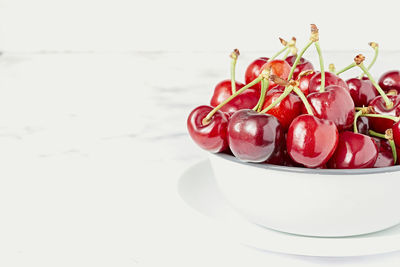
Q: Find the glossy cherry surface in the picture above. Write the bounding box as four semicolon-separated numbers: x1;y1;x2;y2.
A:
346;78;378;107
306;85;355;131
227;109;284;162
392;120;400;148
328;132;378;169
210;80;245;107
245;57;269;90
298;71;315;96
261;88;302;130
368;94;400;133
378;70;400;93
286;114;339;168
356;116;370;135
308;71;348;94
187;105;229;153
285;55;314;80
260;59;291;89
372;137;394;167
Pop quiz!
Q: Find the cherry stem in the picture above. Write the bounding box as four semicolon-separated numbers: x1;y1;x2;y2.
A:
269;46;289;61
203;76;263;124
369;129;397;164
254;79;270;112
259;86;293;114
358;63;393;109
230;49;239;94
359;113;400;122
293;86;314;115
353;110;363;133
314;41;325;92
336;62;356;75
329;63;336;73
282;49;291;60
366;43;379;71
288;40;314;81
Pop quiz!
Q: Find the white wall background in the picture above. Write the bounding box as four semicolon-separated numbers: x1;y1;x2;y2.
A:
0;0;398;52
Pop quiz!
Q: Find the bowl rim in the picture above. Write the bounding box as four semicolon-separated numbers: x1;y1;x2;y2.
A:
210;153;400;175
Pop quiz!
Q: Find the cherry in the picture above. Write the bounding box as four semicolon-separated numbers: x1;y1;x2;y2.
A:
308;71;348;94
306;85;355;131
261;88;302;130
187;105;229;153
328;132;378;169
346;78;378;107
368;94;400;133
227;109;284;162
372;137;395;167
286;114;339;168
260;59;291;89
392;120;400;148
298;71;315;96
245;57;269;90
378;70;400;93
356;116;370;135
285;55;314;80
210;80;260;114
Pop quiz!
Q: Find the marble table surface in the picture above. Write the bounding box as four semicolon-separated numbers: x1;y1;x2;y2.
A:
1;50;400;266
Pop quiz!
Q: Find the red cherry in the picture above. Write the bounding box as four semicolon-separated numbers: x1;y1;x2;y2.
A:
210;80;245;107
260;59;291;89
308;71;348;94
298;71;315;96
245;57;269;90
306;85;355;131
356;116;370;135
210;80;260;114
227;109;284;162
378;70;400;93
284;55;314;80
346;78;378;107
187;105;229;153
368;95;400;133
286;114;339;168
328;132;378;169
372;137;394;167
261;88;302;130
392;120;400;148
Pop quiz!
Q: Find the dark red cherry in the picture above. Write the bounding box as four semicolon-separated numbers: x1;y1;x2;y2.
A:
245;57;269;90
209;80;260;114
260;59;291;89
210;80;245;107
372;137;394;167
284;55;314;80
286;114;339;168
227;109;284;162
356;116;370;135
298;71;315;96
346;78;378;107
378;70;400;93
187;105;229;153
328;132;378;169
308;71;348;94
368;95;400;133
392;121;400;148
306;85;355;131
261;88;302;130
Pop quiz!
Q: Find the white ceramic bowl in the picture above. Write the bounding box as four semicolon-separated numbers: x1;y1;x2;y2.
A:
209;152;400;237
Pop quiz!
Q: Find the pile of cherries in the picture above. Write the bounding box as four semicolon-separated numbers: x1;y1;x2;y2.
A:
187;25;400;169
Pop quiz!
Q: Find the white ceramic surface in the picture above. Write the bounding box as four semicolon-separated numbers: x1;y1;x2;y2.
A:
179;159;400;257
208;153;400;237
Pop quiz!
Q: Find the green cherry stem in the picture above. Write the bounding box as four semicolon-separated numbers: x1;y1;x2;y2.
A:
369;129;386;139
355;54;393;108
282;49;291;60
389;138;398;164
369;129;397;164
230;49;240;94
314;41;326;92
359;113;400;122
269;46;289;61
288;40;313;81
260;86;293;113
366;42;379;71
335;62;356;75
203;76;263;124
293;86;314;115
353;109;363;133
253;79;270;112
